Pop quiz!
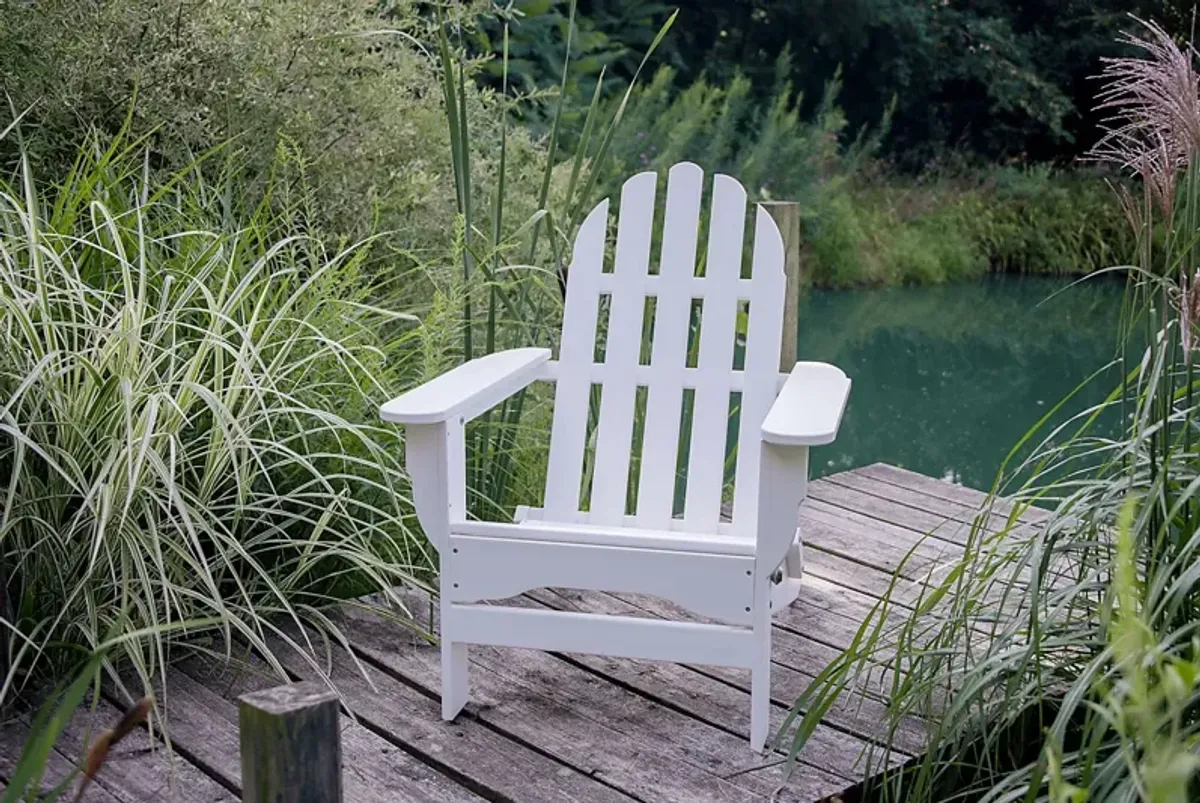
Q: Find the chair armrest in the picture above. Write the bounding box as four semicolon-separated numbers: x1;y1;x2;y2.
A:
762;362;851;446
380;347;551;425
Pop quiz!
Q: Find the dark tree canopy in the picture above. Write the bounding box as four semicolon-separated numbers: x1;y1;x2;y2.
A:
551;0;1195;166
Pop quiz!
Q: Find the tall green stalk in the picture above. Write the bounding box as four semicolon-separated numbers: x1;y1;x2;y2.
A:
429;3;677;515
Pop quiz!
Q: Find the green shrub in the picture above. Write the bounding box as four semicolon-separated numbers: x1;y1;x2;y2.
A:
0;0;545;248
803;189;880;286
972;165;1135;275
0;137;428;701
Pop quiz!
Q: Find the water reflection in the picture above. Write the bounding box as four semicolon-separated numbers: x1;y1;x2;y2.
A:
798;274;1125;490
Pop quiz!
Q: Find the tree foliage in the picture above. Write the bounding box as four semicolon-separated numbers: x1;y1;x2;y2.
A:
497;0;1197;165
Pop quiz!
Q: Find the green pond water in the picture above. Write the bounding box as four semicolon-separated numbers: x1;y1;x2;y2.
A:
797;274;1126;491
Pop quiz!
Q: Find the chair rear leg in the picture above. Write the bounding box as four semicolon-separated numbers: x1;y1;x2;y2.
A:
441;639;469;720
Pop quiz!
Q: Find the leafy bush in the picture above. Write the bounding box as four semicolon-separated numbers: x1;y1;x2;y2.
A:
0;0;545;247
971;165;1136;275
0;137;428;701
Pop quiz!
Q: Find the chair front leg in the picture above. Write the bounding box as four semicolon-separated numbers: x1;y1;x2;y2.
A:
750;441;810;752
406;420;471;719
441;633;470;720
749;574;773;754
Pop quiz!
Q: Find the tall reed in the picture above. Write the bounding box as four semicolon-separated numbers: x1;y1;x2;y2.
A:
431;1;676;516
784;18;1200;802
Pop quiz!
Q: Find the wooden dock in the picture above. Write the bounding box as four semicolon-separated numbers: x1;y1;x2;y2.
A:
0;463;1039;803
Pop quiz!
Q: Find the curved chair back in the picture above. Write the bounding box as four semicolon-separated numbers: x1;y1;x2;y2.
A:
543;162;787;536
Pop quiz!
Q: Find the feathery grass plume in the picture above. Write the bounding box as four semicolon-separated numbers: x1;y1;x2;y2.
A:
1179;268;1200;357
1092;18;1200;178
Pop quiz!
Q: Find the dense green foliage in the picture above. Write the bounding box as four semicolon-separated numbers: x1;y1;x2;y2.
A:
0;0;546;245
2;0;1134;290
0;135;437;702
0;0;659;706
592;57;1135;286
558;0;1196;165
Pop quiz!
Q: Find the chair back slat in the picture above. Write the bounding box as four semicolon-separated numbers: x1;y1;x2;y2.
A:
731;207;787;529
635;162;704;528
680;173;747;532
543;199;609;519
589;172;658;523
545;164;786;536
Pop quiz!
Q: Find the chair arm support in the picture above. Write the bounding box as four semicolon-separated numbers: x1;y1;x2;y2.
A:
384;348;548;553
404;421;465;555
380;347;551;425
755;441;810;576
762;362;851;446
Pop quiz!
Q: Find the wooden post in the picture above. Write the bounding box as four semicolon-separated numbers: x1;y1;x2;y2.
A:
762;201;802;370
239;682;343;803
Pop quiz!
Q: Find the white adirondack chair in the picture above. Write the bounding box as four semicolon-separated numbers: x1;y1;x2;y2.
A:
381;162;851;752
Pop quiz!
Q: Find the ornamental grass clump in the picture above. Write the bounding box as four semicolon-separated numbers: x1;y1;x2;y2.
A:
0;135;431;704
784;18;1200;802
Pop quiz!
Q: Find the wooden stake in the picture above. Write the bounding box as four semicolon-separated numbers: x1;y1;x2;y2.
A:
239;682;343;803
762;201;802;371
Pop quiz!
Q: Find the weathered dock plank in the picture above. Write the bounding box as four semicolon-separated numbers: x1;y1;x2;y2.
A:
532;588;926;756
168;660;488;803
340;599;843;803
0;696;233;803
855;463;1050;523
576;589;926;756
0;464;1048;803
0;718;122;802
265;636;636;803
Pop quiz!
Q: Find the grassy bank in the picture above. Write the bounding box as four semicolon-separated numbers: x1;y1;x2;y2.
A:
807;164;1134;287
596;60;1134;288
